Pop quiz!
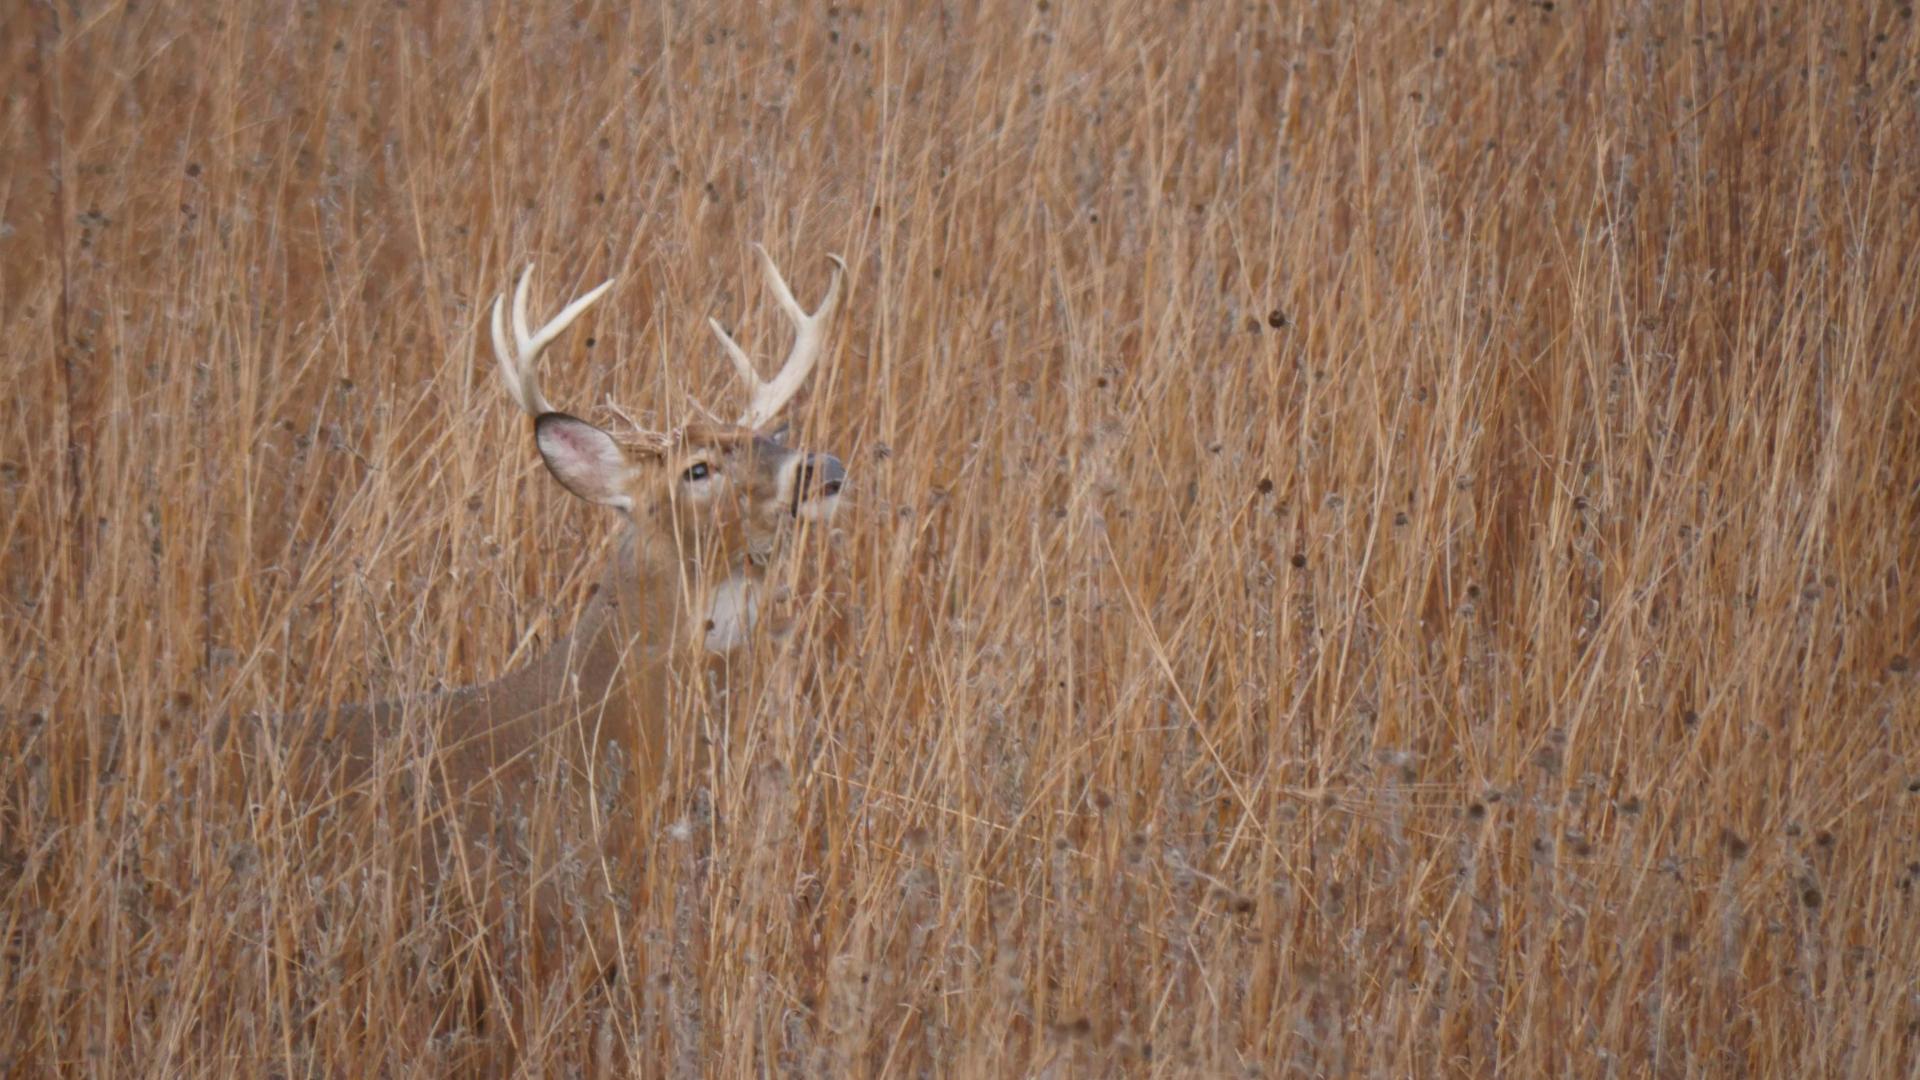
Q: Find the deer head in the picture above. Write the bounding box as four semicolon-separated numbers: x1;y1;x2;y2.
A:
490;244;848;654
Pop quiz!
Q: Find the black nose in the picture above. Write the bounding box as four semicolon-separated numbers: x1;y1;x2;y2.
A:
793;453;847;513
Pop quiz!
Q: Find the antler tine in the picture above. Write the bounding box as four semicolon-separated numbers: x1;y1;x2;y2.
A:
490;264;614;417
706;244;846;430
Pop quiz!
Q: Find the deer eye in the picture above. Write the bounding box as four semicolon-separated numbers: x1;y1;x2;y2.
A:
682;462;713;483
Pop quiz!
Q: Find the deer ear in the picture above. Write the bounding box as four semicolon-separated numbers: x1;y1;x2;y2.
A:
535;413;635;510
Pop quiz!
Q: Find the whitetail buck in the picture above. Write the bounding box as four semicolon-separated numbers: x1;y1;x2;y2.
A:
276;245;847;952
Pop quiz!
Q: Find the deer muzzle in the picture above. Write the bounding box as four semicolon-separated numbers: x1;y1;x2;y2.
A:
791;453;847;519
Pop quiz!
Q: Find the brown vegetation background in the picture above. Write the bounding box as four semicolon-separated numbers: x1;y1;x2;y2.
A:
4;0;1920;1074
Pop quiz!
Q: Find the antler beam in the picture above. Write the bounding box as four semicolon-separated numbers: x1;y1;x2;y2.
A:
707;244;846;430
491;265;614;416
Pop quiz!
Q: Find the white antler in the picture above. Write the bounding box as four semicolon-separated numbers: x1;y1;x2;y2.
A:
491;265;614;416
707;244;846;429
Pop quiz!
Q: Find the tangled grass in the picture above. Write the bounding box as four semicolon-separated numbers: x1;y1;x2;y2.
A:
4;1;1919;1074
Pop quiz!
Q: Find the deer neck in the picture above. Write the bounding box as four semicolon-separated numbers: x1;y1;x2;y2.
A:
499;522;765;715
511;525;674;706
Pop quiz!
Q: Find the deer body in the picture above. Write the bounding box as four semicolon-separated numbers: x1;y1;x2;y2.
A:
309;527;671;807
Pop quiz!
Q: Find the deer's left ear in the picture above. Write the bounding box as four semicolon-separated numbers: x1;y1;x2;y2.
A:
535;413;635;510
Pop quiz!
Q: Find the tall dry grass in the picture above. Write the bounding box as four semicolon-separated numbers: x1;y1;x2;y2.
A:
4;0;1919;1074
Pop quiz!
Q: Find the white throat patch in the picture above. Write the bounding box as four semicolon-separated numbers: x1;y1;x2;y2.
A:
703;574;759;654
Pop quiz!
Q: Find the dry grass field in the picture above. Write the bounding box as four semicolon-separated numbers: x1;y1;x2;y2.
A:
4;0;1920;1075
